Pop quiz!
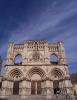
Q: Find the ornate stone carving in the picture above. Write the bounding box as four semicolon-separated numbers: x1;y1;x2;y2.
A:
32;52;40;61
0;40;74;99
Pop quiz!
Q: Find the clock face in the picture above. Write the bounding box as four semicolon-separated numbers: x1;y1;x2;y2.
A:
32;52;40;61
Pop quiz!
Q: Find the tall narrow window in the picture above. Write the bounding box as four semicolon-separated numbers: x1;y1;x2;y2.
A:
14;54;22;65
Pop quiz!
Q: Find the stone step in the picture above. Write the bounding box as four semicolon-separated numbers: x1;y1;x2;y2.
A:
0;95;76;100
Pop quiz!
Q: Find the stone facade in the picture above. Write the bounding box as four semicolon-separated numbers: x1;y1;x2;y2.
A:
0;40;74;99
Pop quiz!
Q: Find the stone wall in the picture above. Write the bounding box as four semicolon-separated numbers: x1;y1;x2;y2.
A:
0;40;74;99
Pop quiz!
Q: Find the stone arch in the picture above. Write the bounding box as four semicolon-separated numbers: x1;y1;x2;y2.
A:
8;68;23;79
50;68;65;95
50;68;64;79
14;53;22;64
50;53;58;64
26;67;46;80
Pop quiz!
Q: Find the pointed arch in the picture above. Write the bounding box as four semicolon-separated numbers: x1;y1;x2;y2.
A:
14;54;22;64
26;67;46;80
50;53;58;64
8;68;23;79
50;68;64;79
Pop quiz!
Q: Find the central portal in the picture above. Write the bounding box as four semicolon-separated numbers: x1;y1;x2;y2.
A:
31;81;42;95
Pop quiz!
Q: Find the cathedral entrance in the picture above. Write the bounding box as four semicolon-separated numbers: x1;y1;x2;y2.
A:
53;80;60;95
31;81;42;95
27;67;46;95
13;81;19;95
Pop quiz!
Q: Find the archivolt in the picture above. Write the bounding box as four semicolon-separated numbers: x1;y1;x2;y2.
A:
26;67;46;80
50;68;64;79
8;68;23;79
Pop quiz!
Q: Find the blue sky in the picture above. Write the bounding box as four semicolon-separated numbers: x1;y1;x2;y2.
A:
0;0;77;74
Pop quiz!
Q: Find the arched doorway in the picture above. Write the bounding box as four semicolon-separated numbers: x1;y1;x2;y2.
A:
51;68;64;95
53;80;60;94
26;67;46;95
31;80;42;95
13;81;19;95
31;74;42;95
9;68;23;95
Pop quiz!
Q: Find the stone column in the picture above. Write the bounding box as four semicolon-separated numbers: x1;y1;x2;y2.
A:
20;79;31;99
1;79;13;98
23;43;28;64
19;81;22;96
1;80;7;98
35;81;37;95
59;80;67;95
58;42;67;65
6;42;14;65
51;80;54;96
41;81;44;95
26;80;31;95
20;80;27;98
8;81;13;96
41;80;46;95
46;79;53;98
64;78;74;95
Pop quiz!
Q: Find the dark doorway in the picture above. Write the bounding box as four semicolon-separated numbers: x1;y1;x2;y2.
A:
31;81;36;95
13;81;19;95
37;81;42;94
53;80;60;94
0;82;2;89
31;81;41;95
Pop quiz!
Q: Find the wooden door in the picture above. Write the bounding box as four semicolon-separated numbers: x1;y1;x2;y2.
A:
53;80;59;94
37;81;42;94
13;81;19;95
31;81;36;95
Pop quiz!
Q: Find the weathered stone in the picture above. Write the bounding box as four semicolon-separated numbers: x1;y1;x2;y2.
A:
0;40;74;99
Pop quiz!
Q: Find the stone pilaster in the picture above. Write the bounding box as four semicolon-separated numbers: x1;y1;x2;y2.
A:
58;42;67;65
64;77;74;95
1;80;13;98
45;79;53;98
6;42;14;65
23;43;28;64
20;80;31;98
41;80;46;95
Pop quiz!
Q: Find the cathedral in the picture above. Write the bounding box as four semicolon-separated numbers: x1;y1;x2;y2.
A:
0;40;75;99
